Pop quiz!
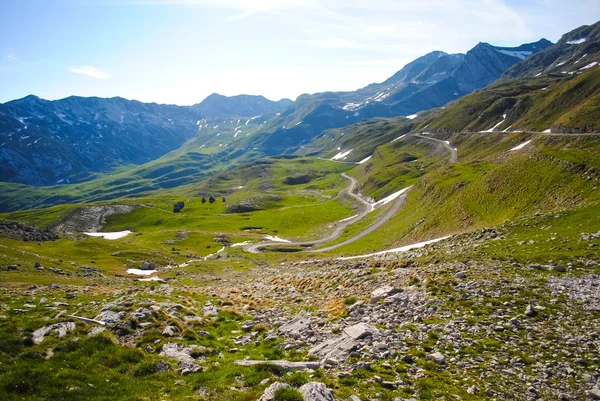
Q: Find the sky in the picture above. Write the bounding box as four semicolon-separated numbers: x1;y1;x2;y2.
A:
1;0;599;105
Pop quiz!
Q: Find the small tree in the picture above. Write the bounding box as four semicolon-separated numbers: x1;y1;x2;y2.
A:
209;196;216;204
201;197;206;204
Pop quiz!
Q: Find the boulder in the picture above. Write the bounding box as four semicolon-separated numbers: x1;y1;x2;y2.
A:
95;310;126;325
258;382;291;401
162;325;179;337
428;352;445;364
309;335;358;360
159;342;203;375
371;285;401;303
32;322;76;344
140;261;156;270
279;314;312;336
299;382;336;401
525;303;537;317
343;322;378;340
234;359;320;371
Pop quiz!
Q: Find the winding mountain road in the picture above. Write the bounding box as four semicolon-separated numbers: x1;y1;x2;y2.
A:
413;134;458;163
243;173;409;254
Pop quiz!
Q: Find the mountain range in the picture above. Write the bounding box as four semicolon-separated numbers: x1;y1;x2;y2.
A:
2;22;599;192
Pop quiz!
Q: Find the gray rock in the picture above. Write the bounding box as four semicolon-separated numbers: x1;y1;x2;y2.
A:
159;342;203;375
309;335;358;360
343;322;378;340
589;388;600;400
279;314;312;336
162;325;179;337
32;322;76;344
525;303;537;317
203;304;219;316
428;352;445;364
371;285;401;303
140;261;156;270
258;382;290;401
299;382;336;401
95;310;126;325
234;359;319;371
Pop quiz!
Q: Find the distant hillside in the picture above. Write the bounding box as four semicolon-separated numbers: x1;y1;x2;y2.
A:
192;93;292;118
503;21;600;78
414;22;600;134
235;39;550;156
0;93;290;186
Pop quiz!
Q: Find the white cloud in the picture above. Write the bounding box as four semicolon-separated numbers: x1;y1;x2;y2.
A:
303;38;364;49
6;52;17;62
69;66;111;79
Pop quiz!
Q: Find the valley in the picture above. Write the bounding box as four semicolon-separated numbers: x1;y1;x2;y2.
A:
1;18;600;401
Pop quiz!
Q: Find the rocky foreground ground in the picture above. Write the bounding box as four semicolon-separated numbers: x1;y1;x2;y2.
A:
1;228;599;400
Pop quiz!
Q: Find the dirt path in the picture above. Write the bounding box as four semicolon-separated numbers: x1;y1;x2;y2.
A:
413;134;458;163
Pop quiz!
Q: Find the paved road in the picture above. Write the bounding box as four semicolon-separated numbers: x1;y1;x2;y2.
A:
243;173;410;254
310;187;410;253
413;134;458;163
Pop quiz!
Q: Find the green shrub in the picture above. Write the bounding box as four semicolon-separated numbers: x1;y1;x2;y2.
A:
274;387;304;401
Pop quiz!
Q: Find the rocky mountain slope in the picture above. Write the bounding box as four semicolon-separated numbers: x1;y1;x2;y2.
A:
233;39;550;156
503;21;600;78
192;93;292;118
0;94;290;186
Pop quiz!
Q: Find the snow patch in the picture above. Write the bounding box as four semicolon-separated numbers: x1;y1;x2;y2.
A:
543;128;552;133
509;140;532;151
481;116;506;133
372;186;412;208
337;236;451;260
84;231;132;240
138;277;165;282
391;134;406;143
331;149;353;160
231;241;252;247
264;235;290;243
127;269;156;276
405;114;418;119
579;61;599;71
567;38;587;45
496;49;532;60
358;155;372;164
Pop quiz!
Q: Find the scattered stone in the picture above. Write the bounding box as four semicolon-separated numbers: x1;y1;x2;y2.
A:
343;322;378;340
234;359;320;371
32;322;76;344
162;325;179;337
428;352;445;364
279;314;312;336
299;382;336;401
525;303;537;317
258;382;290;401
159;342;203;375
371;285;400;303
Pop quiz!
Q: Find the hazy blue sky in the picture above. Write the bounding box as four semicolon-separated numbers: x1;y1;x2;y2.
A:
1;0;599;105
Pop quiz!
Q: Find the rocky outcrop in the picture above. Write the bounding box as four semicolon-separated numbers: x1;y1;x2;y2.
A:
159;342;204;375
299;382;336;401
0;220;59;242
32;322;75;344
53;205;136;232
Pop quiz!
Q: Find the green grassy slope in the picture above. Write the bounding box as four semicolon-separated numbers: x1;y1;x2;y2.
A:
326;132;600;255
417;68;600;133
